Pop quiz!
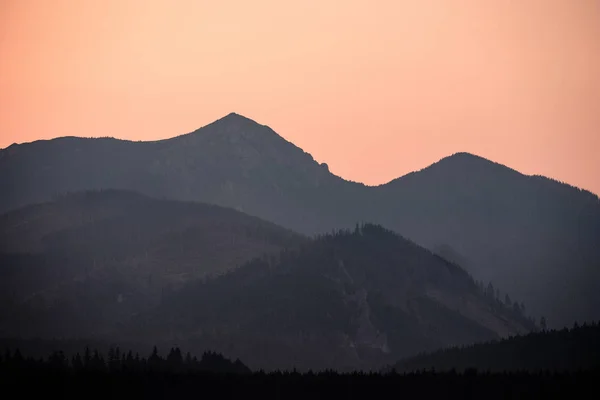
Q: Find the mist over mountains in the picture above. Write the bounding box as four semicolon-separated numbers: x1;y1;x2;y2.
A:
3;0;599;392
125;224;535;371
0;193;535;370
2;113;598;330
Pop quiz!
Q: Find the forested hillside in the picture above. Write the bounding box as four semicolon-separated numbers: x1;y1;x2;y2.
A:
392;322;600;373
125;224;535;371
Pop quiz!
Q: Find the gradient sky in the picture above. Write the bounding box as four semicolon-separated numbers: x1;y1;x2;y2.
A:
1;0;599;194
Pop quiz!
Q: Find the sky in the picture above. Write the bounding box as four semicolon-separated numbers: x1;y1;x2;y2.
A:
1;0;599;194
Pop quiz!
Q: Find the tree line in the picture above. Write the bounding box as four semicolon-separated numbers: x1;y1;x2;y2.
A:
1;351;597;399
393;320;600;373
473;279;543;328
0;346;250;375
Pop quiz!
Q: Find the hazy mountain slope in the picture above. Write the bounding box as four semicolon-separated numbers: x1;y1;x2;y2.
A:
1;113;599;327
0;113;366;233
125;224;534;371
371;153;600;327
392;322;600;373
0;190;305;338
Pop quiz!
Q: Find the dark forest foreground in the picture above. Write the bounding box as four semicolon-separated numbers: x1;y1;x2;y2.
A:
2;323;600;399
1;350;598;400
2;368;598;400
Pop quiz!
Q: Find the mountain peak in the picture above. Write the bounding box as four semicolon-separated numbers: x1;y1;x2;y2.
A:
166;112;324;176
211;112;267;130
220;112;256;123
438;152;491;164
172;112;272;145
382;151;522;188
427;152;515;174
183;112;268;139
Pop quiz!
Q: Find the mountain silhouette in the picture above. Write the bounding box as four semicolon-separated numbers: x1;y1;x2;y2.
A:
0;113;364;233
371;152;600;327
1;113;599;327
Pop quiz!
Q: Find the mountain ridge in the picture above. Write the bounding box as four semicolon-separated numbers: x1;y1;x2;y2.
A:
4;113;596;196
1;113;599;328
0;191;535;370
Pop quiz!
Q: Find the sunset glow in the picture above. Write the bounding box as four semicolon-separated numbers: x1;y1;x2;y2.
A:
1;0;599;193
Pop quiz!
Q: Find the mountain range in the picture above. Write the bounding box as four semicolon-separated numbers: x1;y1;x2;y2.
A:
0;192;535;370
2;112;598;328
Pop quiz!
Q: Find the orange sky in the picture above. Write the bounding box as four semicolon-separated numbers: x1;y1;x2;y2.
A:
1;0;599;194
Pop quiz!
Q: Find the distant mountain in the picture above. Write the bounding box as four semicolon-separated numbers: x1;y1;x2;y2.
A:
1;113;599;327
124;224;534;371
371;153;600;328
0;190;304;338
392;321;600;373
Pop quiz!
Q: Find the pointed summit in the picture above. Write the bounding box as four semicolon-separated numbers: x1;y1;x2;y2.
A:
166;111;324;181
218;112;258;125
192;112;260;134
167;113;271;150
